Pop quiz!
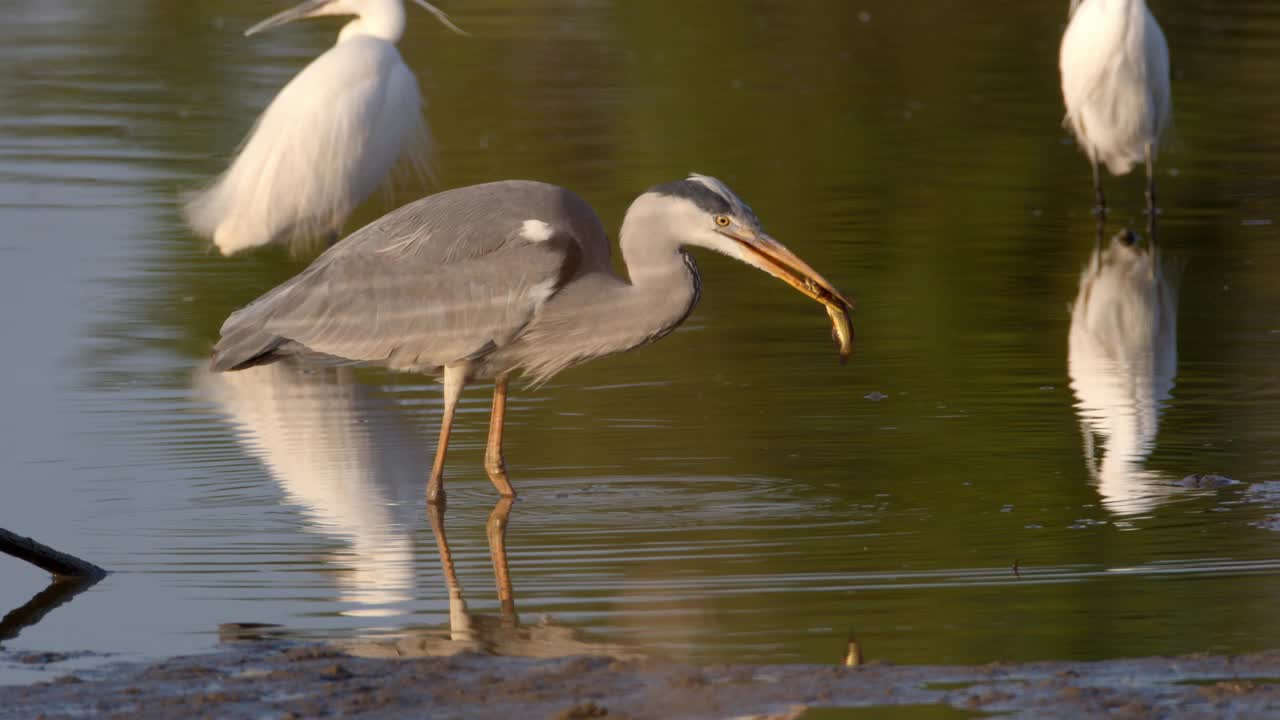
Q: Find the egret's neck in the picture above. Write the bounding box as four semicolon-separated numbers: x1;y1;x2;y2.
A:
338;2;406;43
1097;0;1144;15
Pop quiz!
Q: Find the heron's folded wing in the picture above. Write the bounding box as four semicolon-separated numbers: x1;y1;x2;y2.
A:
254;238;576;369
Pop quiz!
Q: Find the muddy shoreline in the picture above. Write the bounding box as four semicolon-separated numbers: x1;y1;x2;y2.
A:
4;642;1280;719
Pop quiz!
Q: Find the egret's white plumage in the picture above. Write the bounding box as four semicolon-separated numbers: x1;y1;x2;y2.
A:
1060;0;1171;210
186;0;464;256
1068;230;1180;515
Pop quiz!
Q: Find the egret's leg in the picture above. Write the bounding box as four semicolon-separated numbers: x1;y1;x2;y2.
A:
427;365;466;505
487;497;516;624
1091;157;1107;218
1145;143;1157;242
483;375;517;498
1094;211;1105;270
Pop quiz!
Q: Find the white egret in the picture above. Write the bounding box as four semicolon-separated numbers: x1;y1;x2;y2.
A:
1059;0;1172;217
186;0;465;256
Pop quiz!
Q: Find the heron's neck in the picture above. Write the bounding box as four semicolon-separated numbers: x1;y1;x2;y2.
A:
504;230;698;383
616;224;702;345
339;3;406;43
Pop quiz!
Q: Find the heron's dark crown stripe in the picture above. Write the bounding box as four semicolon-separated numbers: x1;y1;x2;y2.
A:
648;179;732;215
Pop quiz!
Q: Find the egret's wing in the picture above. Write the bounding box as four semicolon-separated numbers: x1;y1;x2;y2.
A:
187;39;424;255
1144;11;1173;141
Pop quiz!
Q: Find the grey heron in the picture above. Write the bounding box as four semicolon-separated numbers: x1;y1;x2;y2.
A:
1060;0;1172;219
185;0;465;256
210;175;855;504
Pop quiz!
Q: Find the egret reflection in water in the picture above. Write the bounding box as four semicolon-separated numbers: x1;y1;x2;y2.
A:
196;361;426;615
1068;229;1181;515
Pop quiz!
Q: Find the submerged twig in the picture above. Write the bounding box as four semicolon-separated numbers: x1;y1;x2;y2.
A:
0;575;101;643
0;527;107;580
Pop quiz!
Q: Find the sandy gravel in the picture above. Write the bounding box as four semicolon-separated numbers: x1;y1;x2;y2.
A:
4;641;1280;719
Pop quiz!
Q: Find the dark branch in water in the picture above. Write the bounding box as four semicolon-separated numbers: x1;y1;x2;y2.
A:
0;527;107;580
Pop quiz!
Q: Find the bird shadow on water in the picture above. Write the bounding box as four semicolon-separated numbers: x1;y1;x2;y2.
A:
1067;225;1184;517
196;360;428;615
196;360;638;656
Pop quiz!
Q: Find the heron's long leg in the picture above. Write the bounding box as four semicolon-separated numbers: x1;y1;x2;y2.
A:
427;498;476;640
483;375;516;498
427;365;466;505
487;497;516;625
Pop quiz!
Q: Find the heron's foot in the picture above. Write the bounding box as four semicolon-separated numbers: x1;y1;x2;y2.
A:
484;459;517;498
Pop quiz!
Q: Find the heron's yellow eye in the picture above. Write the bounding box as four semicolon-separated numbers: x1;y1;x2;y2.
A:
714;215;731;227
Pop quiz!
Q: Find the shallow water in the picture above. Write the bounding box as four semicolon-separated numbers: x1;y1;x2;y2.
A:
5;0;1280;685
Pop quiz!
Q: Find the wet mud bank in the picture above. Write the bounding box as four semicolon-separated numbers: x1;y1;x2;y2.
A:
4;644;1280;719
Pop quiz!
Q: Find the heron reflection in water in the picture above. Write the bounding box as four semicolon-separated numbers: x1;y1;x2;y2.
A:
346;498;641;659
211;175;855;504
198;361;425;614
186;0;465;255
1068;229;1181;515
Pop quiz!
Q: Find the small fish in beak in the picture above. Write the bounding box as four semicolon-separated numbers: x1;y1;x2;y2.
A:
724;226;855;362
826;302;854;364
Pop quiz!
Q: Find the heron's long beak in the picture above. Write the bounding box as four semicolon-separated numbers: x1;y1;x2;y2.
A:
725;228;853;308
723;227;856;361
245;0;338;37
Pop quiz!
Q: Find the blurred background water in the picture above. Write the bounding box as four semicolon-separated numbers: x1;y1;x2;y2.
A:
4;0;1280;684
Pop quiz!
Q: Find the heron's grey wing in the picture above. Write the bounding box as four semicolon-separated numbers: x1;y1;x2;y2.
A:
212;231;581;372
337;179;611;269
212;180;603;372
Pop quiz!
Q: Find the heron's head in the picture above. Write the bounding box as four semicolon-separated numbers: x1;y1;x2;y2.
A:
244;0;465;38
625;174;854;311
